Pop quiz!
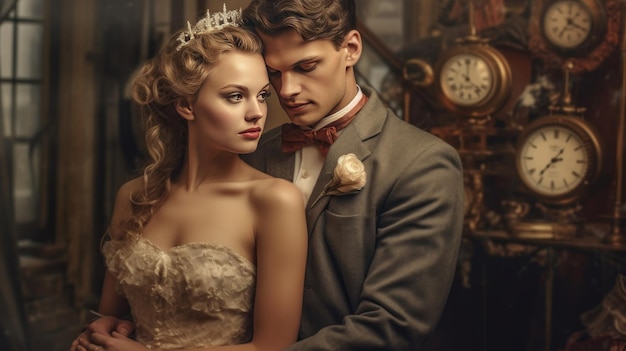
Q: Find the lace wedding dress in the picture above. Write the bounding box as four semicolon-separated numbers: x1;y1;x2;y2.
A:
102;235;256;349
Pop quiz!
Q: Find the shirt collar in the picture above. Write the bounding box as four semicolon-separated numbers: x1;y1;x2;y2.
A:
310;85;363;131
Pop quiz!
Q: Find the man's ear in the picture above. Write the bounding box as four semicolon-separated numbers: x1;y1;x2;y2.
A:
175;99;195;121
343;29;362;67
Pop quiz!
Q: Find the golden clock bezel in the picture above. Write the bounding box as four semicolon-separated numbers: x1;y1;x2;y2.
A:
539;0;607;56
434;43;512;119
403;58;434;87
515;115;603;206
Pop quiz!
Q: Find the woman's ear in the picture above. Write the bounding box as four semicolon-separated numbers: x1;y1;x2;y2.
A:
343;29;362;68
175;99;195;121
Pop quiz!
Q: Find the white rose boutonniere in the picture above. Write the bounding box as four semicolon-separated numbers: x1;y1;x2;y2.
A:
312;153;366;205
332;153;367;193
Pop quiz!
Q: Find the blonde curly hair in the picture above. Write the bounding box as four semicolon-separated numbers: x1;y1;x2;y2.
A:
117;25;263;239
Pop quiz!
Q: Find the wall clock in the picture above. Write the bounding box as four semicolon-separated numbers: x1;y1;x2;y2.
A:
528;0;620;74
541;0;605;53
440;52;493;106
434;41;512;122
515;114;603;206
430;0;513;122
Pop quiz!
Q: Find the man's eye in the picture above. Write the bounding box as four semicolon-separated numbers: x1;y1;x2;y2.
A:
258;90;272;102
298;63;317;72
227;93;243;103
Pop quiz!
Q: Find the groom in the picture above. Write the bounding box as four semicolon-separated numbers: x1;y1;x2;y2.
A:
78;0;464;349
240;0;464;349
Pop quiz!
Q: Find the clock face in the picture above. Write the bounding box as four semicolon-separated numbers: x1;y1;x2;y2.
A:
518;124;590;198
440;53;494;106
543;0;593;49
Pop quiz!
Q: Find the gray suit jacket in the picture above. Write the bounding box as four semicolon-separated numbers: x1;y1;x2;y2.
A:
243;87;464;350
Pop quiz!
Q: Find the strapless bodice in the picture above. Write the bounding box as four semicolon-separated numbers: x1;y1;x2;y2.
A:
102;235;256;349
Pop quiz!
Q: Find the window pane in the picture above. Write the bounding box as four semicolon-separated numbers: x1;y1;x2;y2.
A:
18;0;43;19
15;83;40;137
13;142;39;223
1;83;11;137
0;22;14;79
0;2;15;21
16;23;42;79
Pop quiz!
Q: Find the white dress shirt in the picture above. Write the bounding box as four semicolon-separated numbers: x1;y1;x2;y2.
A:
292;86;364;205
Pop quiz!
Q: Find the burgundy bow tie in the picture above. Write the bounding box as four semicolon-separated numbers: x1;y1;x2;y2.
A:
281;95;368;157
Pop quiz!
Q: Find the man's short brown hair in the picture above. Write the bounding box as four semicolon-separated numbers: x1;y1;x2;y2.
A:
242;0;357;49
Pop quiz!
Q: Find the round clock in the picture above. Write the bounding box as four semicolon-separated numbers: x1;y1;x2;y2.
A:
440;53;493;106
434;43;512;119
540;0;607;54
515;115;603;205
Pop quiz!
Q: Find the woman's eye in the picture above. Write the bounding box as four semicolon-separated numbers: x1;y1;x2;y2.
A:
258;90;272;102
227;93;243;103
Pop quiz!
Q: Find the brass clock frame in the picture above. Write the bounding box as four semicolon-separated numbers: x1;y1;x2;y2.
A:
515;114;603;206
540;0;607;55
433;42;512;120
463;170;484;232
528;0;620;74
403;58;434;88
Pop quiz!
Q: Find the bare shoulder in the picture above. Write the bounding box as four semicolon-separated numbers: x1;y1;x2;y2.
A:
109;177;143;238
250;176;307;248
250;176;303;212
115;177;143;202
112;177;145;212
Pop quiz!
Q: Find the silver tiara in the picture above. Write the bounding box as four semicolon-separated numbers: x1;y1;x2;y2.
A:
176;4;242;51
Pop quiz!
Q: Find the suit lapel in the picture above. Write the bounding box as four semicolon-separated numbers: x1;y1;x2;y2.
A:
305;124;371;233
299;86;387;235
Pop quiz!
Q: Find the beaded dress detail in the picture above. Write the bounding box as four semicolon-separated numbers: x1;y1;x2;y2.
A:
102;235;256;349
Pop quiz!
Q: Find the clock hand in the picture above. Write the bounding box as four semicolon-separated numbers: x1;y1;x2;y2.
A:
539;148;565;175
459;61;489;97
459;70;482;89
459;73;484;97
539;161;553;176
568;21;588;32
551;149;565;165
558;24;568;38
466;79;484;94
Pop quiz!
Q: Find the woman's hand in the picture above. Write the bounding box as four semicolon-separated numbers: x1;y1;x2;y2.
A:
77;331;147;351
70;316;135;351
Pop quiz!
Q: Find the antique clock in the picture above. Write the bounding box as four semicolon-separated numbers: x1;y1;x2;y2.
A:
541;0;607;54
515;114;603;205
512;111;603;239
439;51;495;106
432;1;512;123
515;59;604;208
528;0;619;74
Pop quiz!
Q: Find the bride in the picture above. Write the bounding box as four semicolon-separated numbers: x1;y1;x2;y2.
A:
71;6;307;351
